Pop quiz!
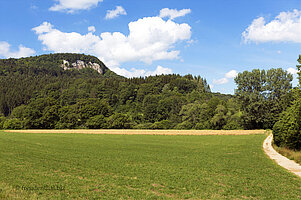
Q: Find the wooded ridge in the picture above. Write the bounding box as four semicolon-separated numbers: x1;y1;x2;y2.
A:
0;53;300;150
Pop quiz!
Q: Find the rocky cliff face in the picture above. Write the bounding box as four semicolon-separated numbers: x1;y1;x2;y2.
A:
61;60;103;74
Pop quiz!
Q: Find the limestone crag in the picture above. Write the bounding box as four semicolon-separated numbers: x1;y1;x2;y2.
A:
61;60;103;74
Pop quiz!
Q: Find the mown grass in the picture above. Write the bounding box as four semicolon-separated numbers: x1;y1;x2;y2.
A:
0;131;300;199
273;145;301;165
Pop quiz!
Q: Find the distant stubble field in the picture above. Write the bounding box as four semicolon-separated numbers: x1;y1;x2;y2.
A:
0;130;300;199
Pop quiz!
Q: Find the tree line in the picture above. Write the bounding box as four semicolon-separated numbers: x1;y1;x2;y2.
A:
273;55;301;150
0;53;300;150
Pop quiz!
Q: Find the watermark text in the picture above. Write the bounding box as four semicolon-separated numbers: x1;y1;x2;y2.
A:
15;185;65;191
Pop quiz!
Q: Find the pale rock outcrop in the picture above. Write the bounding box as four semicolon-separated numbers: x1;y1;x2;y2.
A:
61;60;103;74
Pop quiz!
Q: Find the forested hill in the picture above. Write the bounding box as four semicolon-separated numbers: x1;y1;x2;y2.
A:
0;53;118;116
0;53;116;77
0;53;300;150
0;53;237;130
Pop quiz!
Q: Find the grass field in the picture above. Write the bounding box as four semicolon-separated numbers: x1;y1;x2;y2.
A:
0;130;300;199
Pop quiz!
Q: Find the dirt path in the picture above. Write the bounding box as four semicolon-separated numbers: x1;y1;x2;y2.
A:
263;134;301;178
4;129;265;135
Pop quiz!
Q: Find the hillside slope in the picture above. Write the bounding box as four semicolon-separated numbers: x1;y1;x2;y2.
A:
0;53;119;116
0;53;242;130
0;53;117;77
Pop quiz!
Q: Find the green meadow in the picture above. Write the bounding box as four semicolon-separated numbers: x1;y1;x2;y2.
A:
0;131;300;199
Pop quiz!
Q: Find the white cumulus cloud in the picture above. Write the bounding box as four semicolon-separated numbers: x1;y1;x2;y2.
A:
49;0;103;13
112;65;172;78
32;22;100;53
159;8;191;20
225;70;238;79
212;70;238;85
287;67;299;75
88;26;96;33
33;22;53;34
151;65;173;75
242;9;301;43
32;17;191;76
213;78;229;85
105;6;127;20
0;41;35;58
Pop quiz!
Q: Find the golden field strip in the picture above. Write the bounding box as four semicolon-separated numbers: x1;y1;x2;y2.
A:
4;129;266;135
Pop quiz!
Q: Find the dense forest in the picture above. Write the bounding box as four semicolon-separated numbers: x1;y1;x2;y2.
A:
0;53;300;149
273;55;301;150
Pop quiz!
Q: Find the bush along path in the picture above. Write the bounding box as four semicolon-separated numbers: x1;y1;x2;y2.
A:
263;134;301;178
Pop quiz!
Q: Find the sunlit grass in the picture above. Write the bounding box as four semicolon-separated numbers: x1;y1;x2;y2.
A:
273;144;301;165
0;131;300;199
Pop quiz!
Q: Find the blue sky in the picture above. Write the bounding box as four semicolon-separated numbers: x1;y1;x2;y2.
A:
0;0;300;94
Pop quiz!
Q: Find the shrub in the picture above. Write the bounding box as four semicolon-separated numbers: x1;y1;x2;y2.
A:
3;118;24;129
86;115;108;129
150;120;173;129
223;121;243;130
195;121;211;130
107;113;133;129
175;121;193;130
0;115;6;129
273;90;301;150
133;123;153;129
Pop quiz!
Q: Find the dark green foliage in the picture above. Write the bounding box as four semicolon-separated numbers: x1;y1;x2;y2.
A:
1;53;298;136
0;53;243;130
86;115;108;129
175;121;194;129
195;121;211;130
273;90;301;150
273;56;301;150
0;114;6;129
133;123;153;129
142;95;160;123
223;113;244;130
223;99;244;130
297;54;301;87
180;103;203;126
150;120;174;129
107;113;133;129
55;99;112;129
235;68;293;129
0;53;110;76
210;105;227;130
0;53;117;116
2;118;23;129
169;77;196;93
25;97;59;129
